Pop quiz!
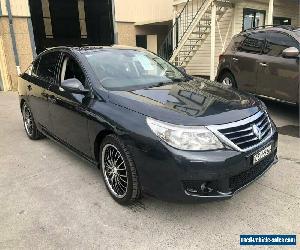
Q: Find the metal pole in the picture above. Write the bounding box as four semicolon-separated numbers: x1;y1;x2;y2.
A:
5;0;21;76
111;0;118;44
267;0;274;25
210;2;216;81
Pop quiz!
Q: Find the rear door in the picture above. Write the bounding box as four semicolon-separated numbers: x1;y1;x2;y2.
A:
231;31;266;93
256;31;299;103
22;51;61;132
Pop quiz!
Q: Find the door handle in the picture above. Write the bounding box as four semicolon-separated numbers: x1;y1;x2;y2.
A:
259;62;268;67
27;85;32;91
233;57;239;62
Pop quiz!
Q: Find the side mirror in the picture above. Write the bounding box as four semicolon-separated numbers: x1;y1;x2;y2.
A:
282;47;299;58
61;78;89;95
177;66;187;74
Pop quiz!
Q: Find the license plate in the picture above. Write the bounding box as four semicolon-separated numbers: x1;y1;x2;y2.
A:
253;144;272;165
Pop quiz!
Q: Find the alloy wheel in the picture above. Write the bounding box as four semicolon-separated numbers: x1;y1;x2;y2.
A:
102;144;128;198
23;104;34;136
222;77;233;87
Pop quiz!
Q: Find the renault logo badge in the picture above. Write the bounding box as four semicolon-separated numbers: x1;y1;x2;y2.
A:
252;124;262;140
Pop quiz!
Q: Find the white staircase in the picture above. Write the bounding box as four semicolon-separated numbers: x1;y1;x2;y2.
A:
158;0;233;67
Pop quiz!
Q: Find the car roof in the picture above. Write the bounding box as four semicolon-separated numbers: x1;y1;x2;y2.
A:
43;45;147;54
240;25;298;34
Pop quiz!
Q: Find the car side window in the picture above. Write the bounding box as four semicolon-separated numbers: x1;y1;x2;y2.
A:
60;56;86;87
32;58;40;76
238;31;266;54
23;57;40;77
264;31;299;57
37;52;61;82
228;35;246;52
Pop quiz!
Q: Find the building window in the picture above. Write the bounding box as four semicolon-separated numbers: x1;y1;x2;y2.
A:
273;17;291;26
243;8;266;31
136;35;147;49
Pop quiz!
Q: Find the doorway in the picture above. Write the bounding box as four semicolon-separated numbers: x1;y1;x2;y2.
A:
273;17;292;26
29;0;115;54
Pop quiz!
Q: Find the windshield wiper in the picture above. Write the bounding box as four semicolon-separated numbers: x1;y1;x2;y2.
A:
171;78;185;82
149;81;173;88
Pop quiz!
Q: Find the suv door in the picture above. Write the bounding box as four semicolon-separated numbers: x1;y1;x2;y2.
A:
22;51;61;132
231;31;266;93
48;53;92;157
256;31;299;103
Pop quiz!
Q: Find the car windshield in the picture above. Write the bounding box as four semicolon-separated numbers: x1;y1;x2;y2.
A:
84;49;187;90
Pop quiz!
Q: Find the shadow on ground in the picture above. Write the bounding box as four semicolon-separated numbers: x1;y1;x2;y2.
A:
260;98;299;137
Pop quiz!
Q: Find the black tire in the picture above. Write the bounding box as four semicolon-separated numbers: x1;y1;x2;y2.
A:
219;72;237;88
21;102;44;140
100;134;141;205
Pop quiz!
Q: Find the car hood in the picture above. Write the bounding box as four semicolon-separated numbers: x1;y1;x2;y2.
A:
107;78;261;126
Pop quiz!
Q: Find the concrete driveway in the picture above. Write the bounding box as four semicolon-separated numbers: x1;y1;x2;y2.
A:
0;92;299;249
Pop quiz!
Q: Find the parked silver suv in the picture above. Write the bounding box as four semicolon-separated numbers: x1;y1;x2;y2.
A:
216;25;300;105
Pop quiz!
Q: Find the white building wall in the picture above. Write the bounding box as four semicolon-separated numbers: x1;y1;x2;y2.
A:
186;8;234;76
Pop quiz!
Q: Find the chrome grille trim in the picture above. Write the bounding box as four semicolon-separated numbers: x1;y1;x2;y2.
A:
207;111;273;152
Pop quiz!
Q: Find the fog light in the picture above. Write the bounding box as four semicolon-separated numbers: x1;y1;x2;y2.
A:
184;181;214;195
200;182;213;193
186;188;198;193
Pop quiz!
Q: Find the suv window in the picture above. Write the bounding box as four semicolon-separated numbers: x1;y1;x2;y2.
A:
37;52;61;82
264;31;299;57
61;56;86;87
238;31;266;54
227;35;246;52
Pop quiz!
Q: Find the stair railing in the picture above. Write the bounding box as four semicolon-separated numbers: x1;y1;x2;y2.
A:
158;0;207;61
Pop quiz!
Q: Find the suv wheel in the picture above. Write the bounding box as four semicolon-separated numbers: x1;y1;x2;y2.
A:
22;102;44;140
219;72;237;88
100;135;141;205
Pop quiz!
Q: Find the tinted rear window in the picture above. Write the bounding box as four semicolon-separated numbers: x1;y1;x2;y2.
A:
227;35;246;52
238;31;266;54
37;52;61;82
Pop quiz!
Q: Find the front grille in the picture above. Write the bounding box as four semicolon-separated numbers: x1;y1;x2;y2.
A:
218;112;272;150
229;153;274;191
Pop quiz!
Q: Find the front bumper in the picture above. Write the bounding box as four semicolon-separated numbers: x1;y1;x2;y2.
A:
129;132;278;202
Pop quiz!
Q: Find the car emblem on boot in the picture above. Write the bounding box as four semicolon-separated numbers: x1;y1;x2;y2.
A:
252;124;262;140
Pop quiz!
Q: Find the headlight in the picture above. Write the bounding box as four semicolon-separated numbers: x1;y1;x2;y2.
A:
146;117;224;151
260;100;268;112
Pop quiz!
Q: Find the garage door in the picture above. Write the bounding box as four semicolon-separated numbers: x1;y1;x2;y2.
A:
29;0;115;54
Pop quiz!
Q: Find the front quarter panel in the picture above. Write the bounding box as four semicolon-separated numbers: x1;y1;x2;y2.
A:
18;76;28;98
87;97;154;162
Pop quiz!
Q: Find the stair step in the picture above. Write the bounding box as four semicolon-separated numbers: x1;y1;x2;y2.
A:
191;31;210;35
187;37;205;41
196;24;211;28
201;17;212;21
180;54;193;57
216;1;233;8
206;10;224;15
179;49;198;52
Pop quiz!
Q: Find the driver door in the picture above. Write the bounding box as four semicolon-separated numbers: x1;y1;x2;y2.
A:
48;53;92;157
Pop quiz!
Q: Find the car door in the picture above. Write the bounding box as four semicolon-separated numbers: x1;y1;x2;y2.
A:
22;51;61;132
231;31;266;93
48;52;92;157
256;31;299;103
